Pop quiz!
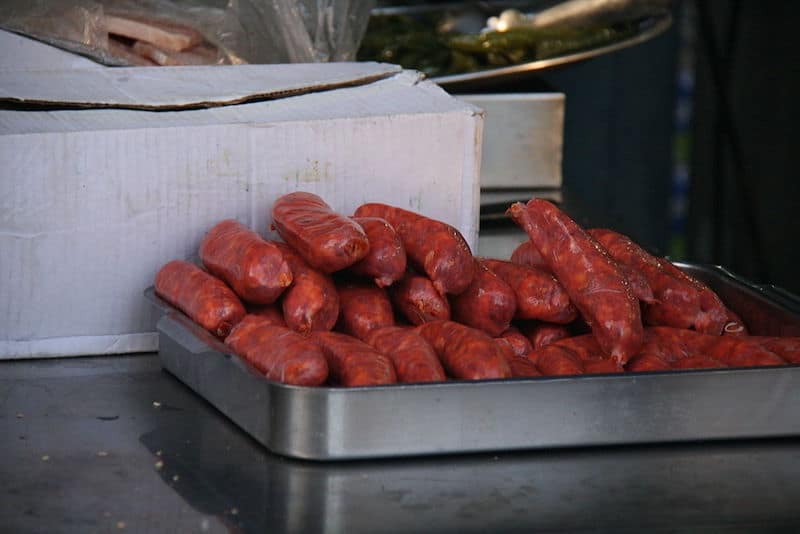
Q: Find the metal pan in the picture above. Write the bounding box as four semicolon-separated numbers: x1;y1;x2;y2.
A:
146;262;800;460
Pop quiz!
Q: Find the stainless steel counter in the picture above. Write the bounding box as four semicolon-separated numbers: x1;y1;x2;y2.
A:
2;354;799;533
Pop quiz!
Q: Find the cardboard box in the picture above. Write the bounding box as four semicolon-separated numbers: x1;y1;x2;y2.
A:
0;31;483;359
459;93;564;189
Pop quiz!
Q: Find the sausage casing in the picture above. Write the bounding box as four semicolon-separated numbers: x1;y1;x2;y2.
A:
390;273;451;325
155;260;245;338
416;320;512;380
365;326;446;383
336;280;395;341
354;203;474;295
507;200;643;365
451;260;517;337
312;331;397;386
495;327;534;359
272;192;369;273
519;322;571;349
273;242;339;333
199;219;292;304
225;317;328;386
480;258;577;324
589;228;727;335
349;217;407;287
510;240;549;271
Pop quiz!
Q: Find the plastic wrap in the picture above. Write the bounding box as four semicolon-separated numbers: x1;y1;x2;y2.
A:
0;0;375;66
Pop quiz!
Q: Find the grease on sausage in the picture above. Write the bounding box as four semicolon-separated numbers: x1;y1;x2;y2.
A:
354;203;474;295
199;219;292;304
272;192;369;273
225;317;328;386
155;260;245;338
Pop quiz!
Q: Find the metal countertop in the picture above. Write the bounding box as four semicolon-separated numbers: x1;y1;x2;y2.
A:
2;354;799;533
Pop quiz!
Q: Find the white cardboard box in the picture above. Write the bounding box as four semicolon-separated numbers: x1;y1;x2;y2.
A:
0;31;483;359
459;93;564;189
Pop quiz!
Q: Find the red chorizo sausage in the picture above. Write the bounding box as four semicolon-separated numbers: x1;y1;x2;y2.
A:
506;355;543;377
480;258;577;324
335;280;395;341
511;239;654;303
450;260;517;337
507;200;643;365
199;219;292;305
246;304;287;327
551;335;604;361
390;273;451;325
354;203;474;295
639;326;706;364
588;228;727;335
273;242;339;333
526;344;584;376
671;356;727;370
365;326;446;383
225;318;328;386
416;320;512;380
495;327;534;358
704;337;786;367
625;353;672;372
348;217;407;287
518;322;571;349
312;331;397;386
155;260;245;338
510;240;549;271
272;192;369;273
755;337;800;364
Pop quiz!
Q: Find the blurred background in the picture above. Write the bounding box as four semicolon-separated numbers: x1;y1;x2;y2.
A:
364;0;800;294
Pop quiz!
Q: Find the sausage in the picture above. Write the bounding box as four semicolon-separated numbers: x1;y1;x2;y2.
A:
510;240;549;271
354;203;474;295
225;318;328;386
246;304;287;327
755;337;800;364
390;273;451;325
704;337;786;367
672;356;727;370
450;260;517;337
625;353;672;372
519;322;571;349
511;240;654;303
199;219;293;305
272;192;369;273
588;228;727;335
551;335;605;361
348;217;407;287
722;309;749;336
495;327;534;358
335;280;395;341
526;344;584;376
416;321;512;380
639;326;707;364
506;355;543;377
480;258;577;324
312;331;397;386
273;242;339;333
507;200;643;365
154;260;245;338
365;326;446;383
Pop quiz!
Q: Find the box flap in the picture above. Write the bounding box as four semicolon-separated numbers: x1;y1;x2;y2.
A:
0;61;403;110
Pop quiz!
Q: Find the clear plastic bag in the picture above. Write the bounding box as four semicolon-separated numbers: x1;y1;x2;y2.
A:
0;0;375;66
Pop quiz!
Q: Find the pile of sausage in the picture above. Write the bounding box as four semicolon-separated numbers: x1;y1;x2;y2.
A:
154;192;800;387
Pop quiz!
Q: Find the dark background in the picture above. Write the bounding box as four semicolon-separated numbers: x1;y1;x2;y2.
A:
435;0;800;293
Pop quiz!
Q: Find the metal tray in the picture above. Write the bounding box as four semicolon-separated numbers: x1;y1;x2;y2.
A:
147;262;800;460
